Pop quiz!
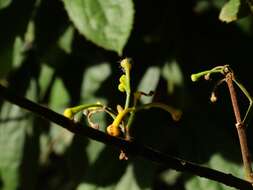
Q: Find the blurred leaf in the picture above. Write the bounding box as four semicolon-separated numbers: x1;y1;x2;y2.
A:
34;0;69;55
12;21;35;69
0;80;36;190
185;154;243;190
50;77;70;111
82;63;111;99
194;1;212;14
48;78;71;154
80;62;111;131
24;21;35;43
49;125;73;155
12;37;25;68
76;145;127;190
236;16;252;34
160;170;181;186
58;25;74;54
62;0;134;55
162;60;184;95
219;0;249;23
137;66;160;104
38;63;55;98
77;156;155;190
86;141;105;164
0;0;11;9
39;67;71;159
219;0;240;22
114;164;150;190
212;0;227;8
0;0;35;78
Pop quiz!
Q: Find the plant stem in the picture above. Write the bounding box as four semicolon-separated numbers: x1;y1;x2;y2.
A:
136;102;182;121
225;72;253;183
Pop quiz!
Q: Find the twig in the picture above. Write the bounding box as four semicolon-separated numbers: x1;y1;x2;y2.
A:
225;71;253;183
0;84;253;189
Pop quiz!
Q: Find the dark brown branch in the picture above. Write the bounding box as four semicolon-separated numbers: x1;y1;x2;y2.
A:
225;72;253;183
0;84;252;189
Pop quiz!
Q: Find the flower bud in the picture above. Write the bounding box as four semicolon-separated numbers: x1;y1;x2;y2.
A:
63;108;74;119
120;58;132;71
210;92;217;103
106;124;121;137
118;83;125;92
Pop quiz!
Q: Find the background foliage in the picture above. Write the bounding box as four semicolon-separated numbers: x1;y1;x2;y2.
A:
1;0;253;189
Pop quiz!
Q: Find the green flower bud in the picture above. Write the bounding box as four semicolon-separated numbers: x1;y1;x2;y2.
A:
63;108;74;119
118;83;125;92
119;75;126;84
191;74;199;82
120;58;132;71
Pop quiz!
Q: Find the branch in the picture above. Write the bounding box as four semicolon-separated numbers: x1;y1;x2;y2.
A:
225;72;253;182
0;84;252;189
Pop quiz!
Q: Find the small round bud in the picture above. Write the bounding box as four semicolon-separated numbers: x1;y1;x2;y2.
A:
120;58;132;71
204;73;210;80
119;150;128;160
210;92;217;103
119;75;126;83
118;83;125;92
63;108;74;119
106;124;121;137
116;105;124;113
172;111;182;121
191;74;198;82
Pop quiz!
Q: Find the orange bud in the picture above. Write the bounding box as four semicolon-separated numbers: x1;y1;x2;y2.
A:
106;124;121;137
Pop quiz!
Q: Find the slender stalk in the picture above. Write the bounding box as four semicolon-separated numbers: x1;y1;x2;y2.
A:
136;102;182;121
225;72;253;183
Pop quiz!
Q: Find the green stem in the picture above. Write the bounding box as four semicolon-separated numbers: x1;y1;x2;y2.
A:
125;110;136;140
125;69;131;109
65;103;117;119
233;79;253;125
191;66;225;82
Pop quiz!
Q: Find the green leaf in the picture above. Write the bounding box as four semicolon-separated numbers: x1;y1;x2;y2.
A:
62;0;134;55
38;64;55;98
0;0;36;78
12;37;25;69
0;0;11;10
48;123;74;155
50;77;70;111
137;66;160;104
81;63;111;99
12;21;35;69
162;60;184;95
38;65;72;159
0;81;36;190
159;170;181;186
219;0;241;22
219;0;249;23
49;78;72;154
24;20;35;44
114;164;149;190
76;145;127;190
185;154;243;190
58;26;74;54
